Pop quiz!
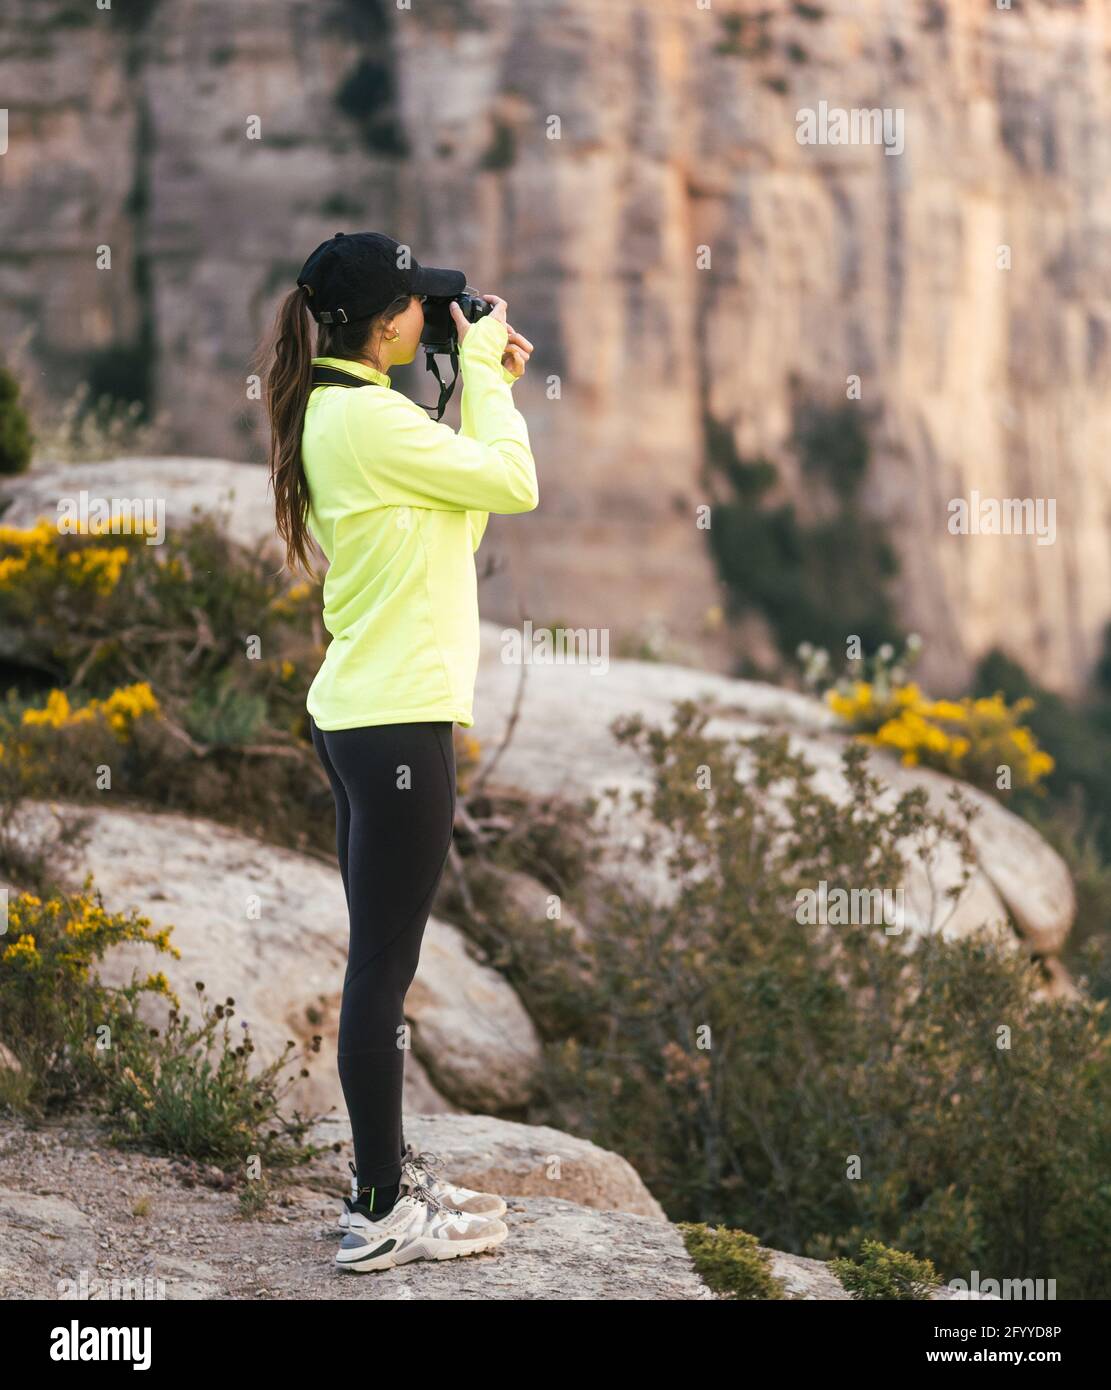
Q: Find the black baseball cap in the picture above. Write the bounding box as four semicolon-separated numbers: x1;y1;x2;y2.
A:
296;231;466;326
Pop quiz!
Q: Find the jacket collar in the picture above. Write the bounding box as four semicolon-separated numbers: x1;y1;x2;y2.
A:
311;355;391;388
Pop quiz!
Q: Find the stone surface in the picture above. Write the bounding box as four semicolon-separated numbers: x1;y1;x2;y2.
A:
0;1113;989;1300
0;1113;710;1301
403;917;542;1111
0;458;278;557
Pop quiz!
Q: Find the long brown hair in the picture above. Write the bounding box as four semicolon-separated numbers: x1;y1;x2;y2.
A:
258;285;412;576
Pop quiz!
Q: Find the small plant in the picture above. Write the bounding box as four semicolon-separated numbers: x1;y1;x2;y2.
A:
821;668;1054;796
237;1175;274;1220
681;1223;787;1299
0;360;33;475
104;982;320;1171
0;877;323;1184
797;632;923;698
798;636;1055;794
183;675;268;747
0;515;334;854
0;879;179;1112
830;1238;939;1300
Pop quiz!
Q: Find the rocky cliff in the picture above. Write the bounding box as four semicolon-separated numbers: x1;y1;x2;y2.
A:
1;0;1109;695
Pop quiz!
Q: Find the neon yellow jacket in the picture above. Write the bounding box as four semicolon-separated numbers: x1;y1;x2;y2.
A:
302;313;537;730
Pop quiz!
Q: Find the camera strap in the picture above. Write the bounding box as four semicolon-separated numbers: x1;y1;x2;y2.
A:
419;344;460;421
310;365;379;388
309;353;458;422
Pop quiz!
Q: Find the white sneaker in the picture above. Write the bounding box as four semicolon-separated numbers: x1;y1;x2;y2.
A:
335;1183;509;1273
399;1145;509;1219
336;1148;507;1230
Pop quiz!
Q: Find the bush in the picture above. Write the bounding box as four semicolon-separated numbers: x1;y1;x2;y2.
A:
680;1223;787;1299
0;361;33;475
0;515;334;855
514;699;1111;1299
975;643;1111;858
827;682;1054;792
0;881;321;1172
830;1239;938;1300
0;879;179;1111
105;981;319;1170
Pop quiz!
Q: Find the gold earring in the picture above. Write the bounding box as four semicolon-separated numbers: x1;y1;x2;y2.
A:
386;329;400;341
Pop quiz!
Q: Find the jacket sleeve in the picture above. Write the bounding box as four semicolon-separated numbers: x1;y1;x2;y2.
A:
467;510;490;552
344;314;538;516
462;324;518;550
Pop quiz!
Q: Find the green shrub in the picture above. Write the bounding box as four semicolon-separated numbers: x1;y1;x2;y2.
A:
0;361;33;475
830;1238;938;1300
510;699;1111;1299
681;1223;787;1299
0;878;179;1111
972;643;1111;997
0;880;321;1173
0;515;333;854
183;674;268;747
105;981;319;1170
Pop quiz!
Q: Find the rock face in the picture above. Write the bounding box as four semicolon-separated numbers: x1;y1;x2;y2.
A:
2;1;1108;695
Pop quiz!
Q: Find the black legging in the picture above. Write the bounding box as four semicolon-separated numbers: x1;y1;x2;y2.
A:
309;715;457;1188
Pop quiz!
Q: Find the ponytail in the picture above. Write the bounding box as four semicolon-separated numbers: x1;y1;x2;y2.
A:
261;285;317;578
258;285;413;576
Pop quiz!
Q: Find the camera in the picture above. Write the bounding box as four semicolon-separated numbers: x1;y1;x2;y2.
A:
420;286;492;354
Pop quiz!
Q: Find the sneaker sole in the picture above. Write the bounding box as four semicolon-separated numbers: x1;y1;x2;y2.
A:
335;1222;509;1274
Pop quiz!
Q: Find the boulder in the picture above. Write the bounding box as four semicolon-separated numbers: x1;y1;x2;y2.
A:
471;621;1075;959
6;801;538;1117
0;458;280;558
311;1110;667;1221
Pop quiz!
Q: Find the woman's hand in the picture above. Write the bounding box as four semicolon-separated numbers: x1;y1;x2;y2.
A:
500;324;533;379
450;293;533;378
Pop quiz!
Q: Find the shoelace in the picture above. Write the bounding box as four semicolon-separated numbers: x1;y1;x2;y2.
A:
405;1175;453;1216
344;1151;460;1217
404;1148;446;1182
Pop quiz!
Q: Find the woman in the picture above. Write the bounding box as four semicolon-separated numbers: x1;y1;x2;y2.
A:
262;232;538;1272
